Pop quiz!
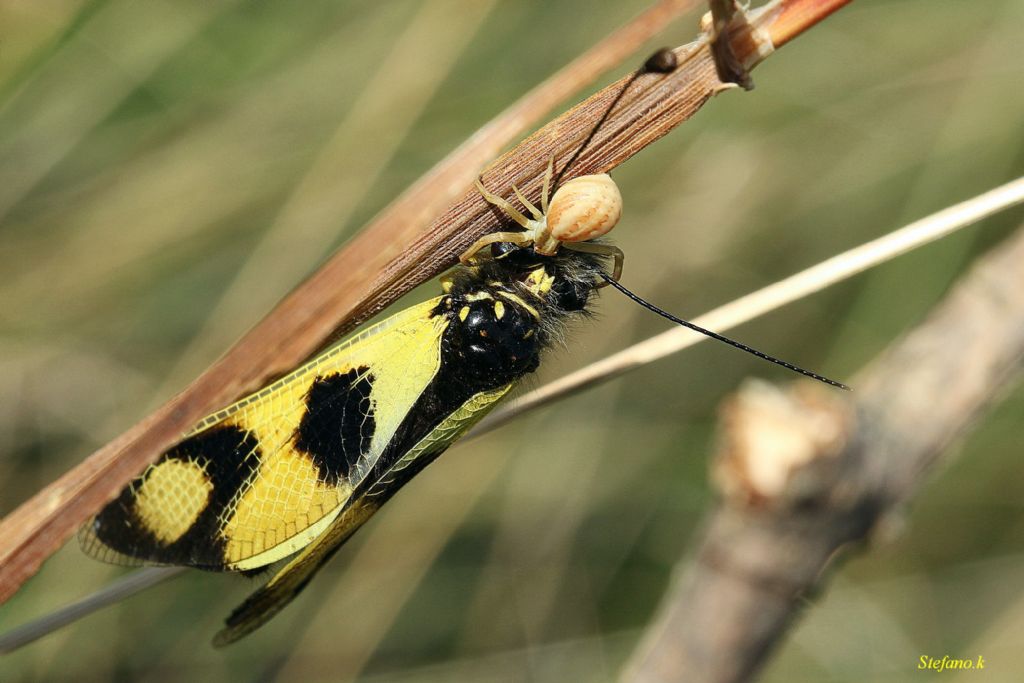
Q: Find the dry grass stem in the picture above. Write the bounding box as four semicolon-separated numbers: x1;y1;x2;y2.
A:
0;568;183;654
477;175;1024;434
0;0;849;606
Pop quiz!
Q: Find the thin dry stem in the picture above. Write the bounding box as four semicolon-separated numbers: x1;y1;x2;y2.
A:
770;0;852;47
477;175;1024;434
0;568;184;654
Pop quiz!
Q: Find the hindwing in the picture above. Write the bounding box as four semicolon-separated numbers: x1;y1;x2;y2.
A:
212;382;511;646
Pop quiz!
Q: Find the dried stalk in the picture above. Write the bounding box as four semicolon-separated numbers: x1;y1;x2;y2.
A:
0;0;849;604
0;568;183;654
477;176;1024;434
623;223;1024;683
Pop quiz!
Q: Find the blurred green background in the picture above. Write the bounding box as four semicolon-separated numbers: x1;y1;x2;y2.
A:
2;0;1023;681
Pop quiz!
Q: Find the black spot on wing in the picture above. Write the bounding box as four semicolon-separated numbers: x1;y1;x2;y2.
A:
294;368;376;484
91;424;261;570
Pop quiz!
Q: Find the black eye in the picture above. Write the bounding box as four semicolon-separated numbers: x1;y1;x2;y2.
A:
550;276;591;312
489;242;546;273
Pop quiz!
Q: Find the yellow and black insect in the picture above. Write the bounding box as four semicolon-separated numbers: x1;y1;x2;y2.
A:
78;145;847;646
79;160;629;646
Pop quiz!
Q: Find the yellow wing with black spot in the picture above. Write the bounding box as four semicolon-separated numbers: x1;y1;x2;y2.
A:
79;245;604;646
212;384;511;646
79;298;448;571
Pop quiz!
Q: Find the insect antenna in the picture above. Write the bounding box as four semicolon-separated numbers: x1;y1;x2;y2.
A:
599;273;851;391
553;48;680;190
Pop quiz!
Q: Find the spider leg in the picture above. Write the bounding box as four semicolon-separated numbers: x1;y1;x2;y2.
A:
459;231;534;266
475;179;531;228
512;185;544;221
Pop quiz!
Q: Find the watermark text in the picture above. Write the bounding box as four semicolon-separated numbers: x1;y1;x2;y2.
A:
918;655;985;672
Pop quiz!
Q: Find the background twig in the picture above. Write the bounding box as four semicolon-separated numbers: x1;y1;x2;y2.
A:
623;221;1024;683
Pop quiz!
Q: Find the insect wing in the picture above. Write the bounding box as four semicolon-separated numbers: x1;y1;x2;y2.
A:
79;299;447;571
212;382;511;646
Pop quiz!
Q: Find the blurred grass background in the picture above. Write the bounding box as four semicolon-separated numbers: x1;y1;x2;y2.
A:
1;0;1023;680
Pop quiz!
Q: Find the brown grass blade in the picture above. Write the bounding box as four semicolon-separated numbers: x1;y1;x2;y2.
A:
0;0;850;604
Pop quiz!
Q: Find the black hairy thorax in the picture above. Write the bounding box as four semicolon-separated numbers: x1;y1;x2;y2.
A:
435;241;611;358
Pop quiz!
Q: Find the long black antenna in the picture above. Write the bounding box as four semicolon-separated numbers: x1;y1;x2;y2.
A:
553;48;680;190
600;273;850;391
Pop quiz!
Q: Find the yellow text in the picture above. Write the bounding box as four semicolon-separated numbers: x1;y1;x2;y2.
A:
918;655;985;672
